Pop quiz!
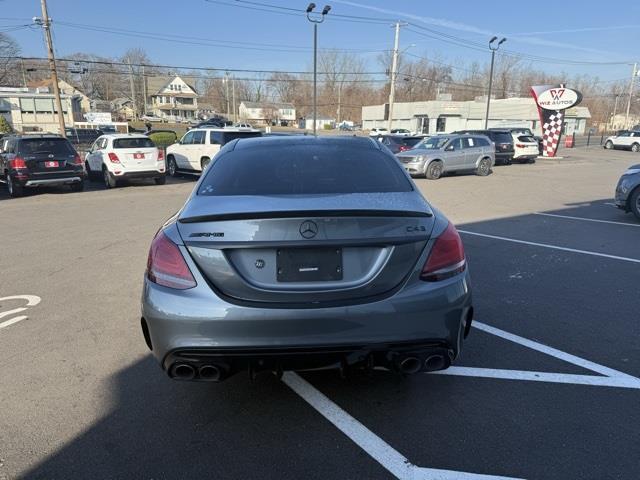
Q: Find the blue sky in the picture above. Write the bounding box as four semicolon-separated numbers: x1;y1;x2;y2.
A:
3;0;640;82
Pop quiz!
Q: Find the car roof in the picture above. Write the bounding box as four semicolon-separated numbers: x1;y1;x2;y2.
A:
191;126;260;132
231;135;379;151
14;134;65;140
101;133;151;139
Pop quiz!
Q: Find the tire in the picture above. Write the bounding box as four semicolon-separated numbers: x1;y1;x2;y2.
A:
7;174;24;197
201;157;211;172
167;156;178;177
503;157;512;166
103;167;117;189
424;161;443;180
70;182;84;192
630;188;640;221
154;176;166;185
604;140;614;149
475;157;492;176
632;143;640;153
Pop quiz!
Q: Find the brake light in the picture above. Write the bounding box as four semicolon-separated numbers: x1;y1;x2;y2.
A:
108;152;121;163
398;145;410;151
9;157;26;169
73;153;83;165
421;222;466;281
146;231;196;289
516;144;525;148
157;149;164;161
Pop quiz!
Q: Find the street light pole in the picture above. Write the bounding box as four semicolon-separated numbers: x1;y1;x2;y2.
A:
306;3;330;136
484;36;506;129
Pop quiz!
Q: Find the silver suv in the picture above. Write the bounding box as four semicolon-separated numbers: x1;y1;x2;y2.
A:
396;134;495;179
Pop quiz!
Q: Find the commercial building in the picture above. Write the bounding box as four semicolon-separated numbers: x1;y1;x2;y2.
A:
27;79;91;120
362;96;591;136
239;101;296;125
0;86;77;133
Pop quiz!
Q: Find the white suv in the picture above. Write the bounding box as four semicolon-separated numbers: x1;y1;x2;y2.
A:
165;127;261;176
604;131;640;152
85;134;165;188
369;127;388;137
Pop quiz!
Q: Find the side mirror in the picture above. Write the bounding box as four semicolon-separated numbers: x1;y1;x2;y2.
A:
445;144;454;151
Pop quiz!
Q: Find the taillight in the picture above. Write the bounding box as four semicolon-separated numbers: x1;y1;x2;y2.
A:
421;222;466;281
157;149;164;161
9;157;26;169
399;145;409;151
73;153;83;165
108;152;121;163
516;144;525;148
146;231;196;289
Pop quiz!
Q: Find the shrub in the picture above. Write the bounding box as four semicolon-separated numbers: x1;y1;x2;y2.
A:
0;115;13;134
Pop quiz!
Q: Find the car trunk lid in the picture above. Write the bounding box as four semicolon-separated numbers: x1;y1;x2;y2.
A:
177;193;434;305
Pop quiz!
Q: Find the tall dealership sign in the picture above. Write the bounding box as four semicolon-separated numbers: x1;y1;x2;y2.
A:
530;84;582;157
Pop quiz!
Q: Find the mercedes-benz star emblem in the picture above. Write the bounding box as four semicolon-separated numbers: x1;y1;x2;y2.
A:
299;220;318;239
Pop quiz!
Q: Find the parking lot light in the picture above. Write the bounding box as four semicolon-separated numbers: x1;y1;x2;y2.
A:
484;36;507;129
306;3;331;136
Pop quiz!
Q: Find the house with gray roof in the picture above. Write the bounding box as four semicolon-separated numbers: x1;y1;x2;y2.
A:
145;75;199;122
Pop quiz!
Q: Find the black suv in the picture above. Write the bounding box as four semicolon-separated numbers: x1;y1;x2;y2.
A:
65;128;102;146
454;129;514;165
0;134;85;197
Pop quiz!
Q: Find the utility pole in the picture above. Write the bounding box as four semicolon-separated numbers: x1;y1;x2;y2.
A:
231;75;236;123
127;60;137;121
306;3;331;135
624;63;638;129
337;81;342;124
611;93;620;130
38;0;66;137
20;58;27;87
142;65;147;116
484;36;507;129
224;72;231;118
387;22;404;132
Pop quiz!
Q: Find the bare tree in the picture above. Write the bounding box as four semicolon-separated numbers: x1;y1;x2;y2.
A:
0;33;21;86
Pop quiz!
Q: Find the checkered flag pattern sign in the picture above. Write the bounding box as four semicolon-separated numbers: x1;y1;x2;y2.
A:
542;111;563;157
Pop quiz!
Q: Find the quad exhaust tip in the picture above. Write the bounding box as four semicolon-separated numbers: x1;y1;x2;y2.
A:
198;365;223;382
170;363;196;380
424;354;446;372
399;356;422;375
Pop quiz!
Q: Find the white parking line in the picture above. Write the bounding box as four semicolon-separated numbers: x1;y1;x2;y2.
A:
534;212;640;227
458;230;640;264
0;295;41;330
283;372;522;480
604;202;617;206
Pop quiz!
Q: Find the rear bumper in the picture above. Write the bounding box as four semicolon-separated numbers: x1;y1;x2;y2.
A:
141;269;473;380
15;172;85;187
115;170;164;179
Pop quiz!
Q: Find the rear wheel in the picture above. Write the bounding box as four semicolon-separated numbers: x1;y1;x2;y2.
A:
476;157;491;176
201;157;211;172
503;157;512;166
85;161;99;181
167;156;178;177
103;167;117;189
425;161;443;180
630;188;640;220
154;176;166;185
604;140;614;149
632;143;640;153
7;174;24;197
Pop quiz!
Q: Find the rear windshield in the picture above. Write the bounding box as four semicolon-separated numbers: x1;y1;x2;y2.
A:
518;135;537;143
493;132;513;144
402;137;422;148
198;144;412;196
113;137;155;149
18;138;75;155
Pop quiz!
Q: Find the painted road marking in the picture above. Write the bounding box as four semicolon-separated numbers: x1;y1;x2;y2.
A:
458;230;640;264
286;320;640;479
534;212;640;227
283;372;522;480
604;202;617;206
0;295;41;330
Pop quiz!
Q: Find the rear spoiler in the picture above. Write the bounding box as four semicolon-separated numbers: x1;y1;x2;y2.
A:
179;209;432;223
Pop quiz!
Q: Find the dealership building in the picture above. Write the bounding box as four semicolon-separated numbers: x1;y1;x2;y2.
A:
361;96;591;135
0;86;79;133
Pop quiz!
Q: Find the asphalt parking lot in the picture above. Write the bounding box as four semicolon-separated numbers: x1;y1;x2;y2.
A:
1;146;639;480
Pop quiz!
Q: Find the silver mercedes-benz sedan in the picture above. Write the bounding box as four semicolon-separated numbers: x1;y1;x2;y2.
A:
141;136;473;382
